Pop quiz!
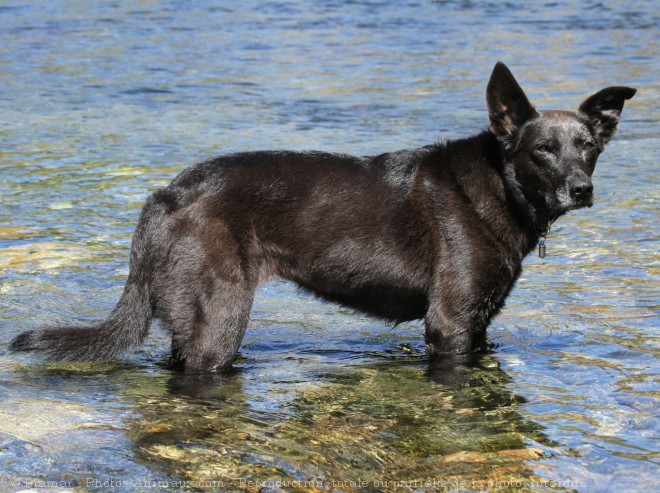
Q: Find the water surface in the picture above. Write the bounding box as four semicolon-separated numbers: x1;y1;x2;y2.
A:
0;1;658;492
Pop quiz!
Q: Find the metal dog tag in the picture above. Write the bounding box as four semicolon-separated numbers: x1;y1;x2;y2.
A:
538;236;546;258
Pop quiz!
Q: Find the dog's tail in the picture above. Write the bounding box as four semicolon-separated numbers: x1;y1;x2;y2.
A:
9;196;162;362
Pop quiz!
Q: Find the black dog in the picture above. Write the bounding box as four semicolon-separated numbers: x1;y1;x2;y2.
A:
10;63;635;373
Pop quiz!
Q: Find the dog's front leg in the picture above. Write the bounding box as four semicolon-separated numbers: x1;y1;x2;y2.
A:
424;300;488;356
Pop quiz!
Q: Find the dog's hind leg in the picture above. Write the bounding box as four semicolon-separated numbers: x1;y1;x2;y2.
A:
163;274;256;374
154;222;259;373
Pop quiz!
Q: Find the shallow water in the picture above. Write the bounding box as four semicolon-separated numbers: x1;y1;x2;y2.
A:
0;1;658;492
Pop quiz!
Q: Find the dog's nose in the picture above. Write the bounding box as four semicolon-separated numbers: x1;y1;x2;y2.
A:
569;179;593;199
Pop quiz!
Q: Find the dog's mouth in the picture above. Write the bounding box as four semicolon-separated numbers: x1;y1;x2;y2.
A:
582;196;594;209
566;195;594;211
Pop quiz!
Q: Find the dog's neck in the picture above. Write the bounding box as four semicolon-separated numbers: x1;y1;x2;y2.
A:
498;153;561;246
438;132;540;257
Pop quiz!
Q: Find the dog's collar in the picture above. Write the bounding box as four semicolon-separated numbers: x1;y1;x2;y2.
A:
537;219;556;237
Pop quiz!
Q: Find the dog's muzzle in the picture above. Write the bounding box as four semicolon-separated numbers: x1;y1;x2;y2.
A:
568;177;594;208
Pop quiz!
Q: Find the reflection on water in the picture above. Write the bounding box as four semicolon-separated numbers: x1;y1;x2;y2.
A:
0;0;658;491
143;355;550;489
3;353;558;492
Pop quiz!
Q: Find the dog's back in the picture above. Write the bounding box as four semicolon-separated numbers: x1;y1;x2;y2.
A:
150;149;432;320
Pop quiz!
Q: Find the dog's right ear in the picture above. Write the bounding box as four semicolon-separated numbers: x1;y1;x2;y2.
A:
487;62;538;143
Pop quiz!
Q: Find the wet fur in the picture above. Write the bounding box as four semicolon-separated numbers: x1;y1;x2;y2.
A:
10;63;635;373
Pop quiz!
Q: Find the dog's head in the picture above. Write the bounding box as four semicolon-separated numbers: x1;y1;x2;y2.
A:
486;62;635;228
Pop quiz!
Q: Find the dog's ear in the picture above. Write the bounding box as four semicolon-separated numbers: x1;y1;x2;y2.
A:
578;87;636;146
486;62;538;142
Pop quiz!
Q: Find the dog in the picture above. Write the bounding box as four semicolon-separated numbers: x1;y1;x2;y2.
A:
10;62;635;373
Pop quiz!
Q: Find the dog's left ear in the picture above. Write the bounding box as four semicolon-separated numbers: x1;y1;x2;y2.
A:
578;87;636;146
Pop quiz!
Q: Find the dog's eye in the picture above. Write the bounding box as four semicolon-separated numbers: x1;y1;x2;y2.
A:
584;142;595;152
536;144;552;154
